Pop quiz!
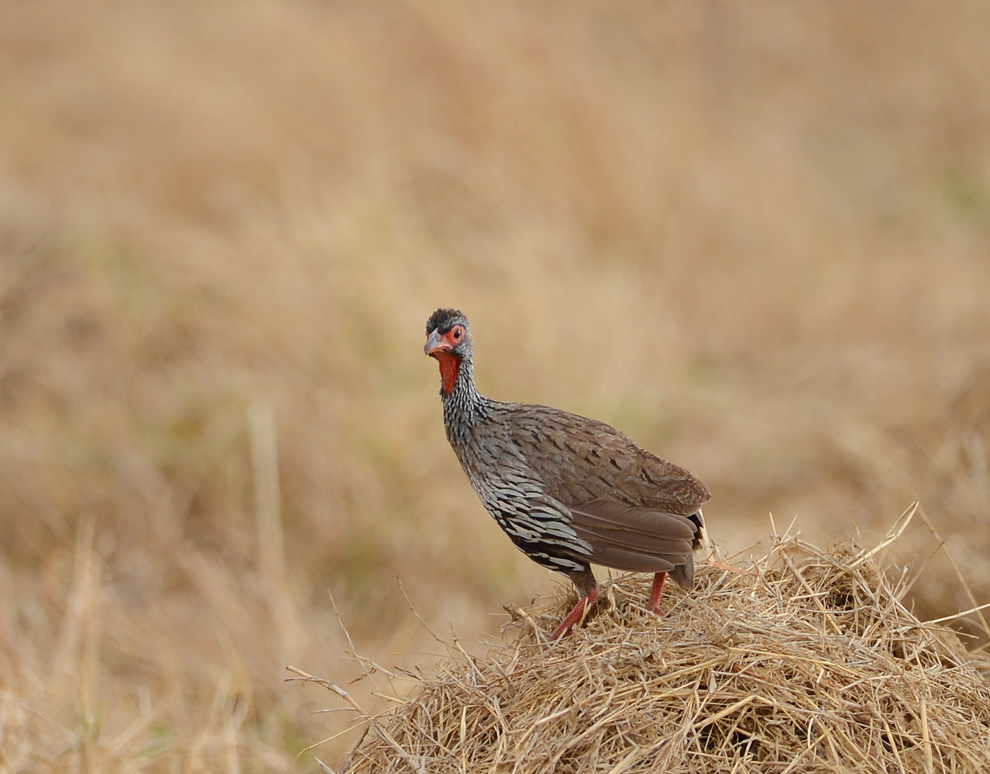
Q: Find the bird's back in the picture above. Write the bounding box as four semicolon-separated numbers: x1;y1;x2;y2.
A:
504;403;709;516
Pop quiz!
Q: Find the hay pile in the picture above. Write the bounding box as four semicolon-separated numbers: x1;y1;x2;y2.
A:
308;522;990;773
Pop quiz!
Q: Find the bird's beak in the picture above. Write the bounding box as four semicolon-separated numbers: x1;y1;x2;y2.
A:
424;329;450;357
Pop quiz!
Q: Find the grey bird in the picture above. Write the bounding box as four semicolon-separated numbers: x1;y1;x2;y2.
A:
424;308;710;641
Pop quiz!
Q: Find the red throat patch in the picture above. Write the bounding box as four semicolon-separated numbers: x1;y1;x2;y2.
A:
434;351;461;395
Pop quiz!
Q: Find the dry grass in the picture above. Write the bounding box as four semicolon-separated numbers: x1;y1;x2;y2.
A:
1;0;989;770
309;509;990;773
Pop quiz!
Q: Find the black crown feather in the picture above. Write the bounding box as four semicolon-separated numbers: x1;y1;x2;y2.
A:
426;308;468;335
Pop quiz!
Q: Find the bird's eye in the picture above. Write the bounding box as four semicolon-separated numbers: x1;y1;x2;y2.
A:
452;327;462;340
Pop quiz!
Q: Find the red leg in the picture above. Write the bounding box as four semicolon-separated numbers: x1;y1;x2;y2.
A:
646;571;667;614
550;584;600;641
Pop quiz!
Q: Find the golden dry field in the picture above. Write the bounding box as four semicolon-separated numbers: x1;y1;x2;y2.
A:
1;1;989;771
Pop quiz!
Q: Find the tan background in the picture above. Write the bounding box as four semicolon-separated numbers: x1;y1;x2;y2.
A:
1;1;989;770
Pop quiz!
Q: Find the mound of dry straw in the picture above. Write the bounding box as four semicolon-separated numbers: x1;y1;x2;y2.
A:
304;512;990;773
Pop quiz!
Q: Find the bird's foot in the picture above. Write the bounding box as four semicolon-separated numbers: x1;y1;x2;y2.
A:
549;585;601;642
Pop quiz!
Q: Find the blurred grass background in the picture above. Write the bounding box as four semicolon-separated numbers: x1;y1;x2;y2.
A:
1;0;989;770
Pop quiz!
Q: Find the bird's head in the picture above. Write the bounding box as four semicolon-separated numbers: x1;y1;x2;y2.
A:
425;308;472;395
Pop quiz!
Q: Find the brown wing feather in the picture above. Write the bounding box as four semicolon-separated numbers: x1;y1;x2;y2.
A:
570;498;696;551
569;498;701;584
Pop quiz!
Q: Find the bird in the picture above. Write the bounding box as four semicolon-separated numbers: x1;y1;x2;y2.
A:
424;307;711;641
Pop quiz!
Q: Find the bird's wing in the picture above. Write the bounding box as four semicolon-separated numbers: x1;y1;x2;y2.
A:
507;403;711;515
567;497;699;580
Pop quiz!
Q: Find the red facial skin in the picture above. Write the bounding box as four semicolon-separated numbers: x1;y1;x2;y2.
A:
424;324;466;395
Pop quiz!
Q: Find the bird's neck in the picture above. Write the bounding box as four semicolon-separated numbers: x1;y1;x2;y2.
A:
438;356;489;445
